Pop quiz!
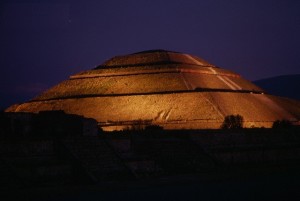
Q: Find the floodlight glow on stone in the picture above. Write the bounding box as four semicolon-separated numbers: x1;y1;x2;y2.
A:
6;50;300;130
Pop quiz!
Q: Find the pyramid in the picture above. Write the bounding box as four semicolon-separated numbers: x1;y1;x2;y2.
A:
6;50;300;130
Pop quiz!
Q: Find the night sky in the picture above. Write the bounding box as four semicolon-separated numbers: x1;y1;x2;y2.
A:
1;0;299;109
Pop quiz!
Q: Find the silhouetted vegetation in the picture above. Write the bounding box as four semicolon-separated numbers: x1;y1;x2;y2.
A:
145;124;163;131
272;119;292;129
0;111;98;139
0;111;11;138
221;114;243;129
124;120;162;131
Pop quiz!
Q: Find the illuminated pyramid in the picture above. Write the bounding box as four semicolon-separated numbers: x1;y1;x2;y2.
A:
6;50;300;130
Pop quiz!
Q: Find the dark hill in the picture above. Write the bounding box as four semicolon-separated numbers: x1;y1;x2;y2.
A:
254;74;300;100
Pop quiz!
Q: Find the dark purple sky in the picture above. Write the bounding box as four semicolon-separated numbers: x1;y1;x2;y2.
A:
1;0;299;109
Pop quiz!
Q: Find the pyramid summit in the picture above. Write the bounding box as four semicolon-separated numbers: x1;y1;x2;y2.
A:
100;49;214;67
6;50;300;130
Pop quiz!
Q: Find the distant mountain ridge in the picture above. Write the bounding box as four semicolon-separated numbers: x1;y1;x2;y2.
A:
254;74;300;100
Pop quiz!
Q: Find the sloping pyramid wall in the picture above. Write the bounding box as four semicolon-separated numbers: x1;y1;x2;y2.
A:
6;50;300;130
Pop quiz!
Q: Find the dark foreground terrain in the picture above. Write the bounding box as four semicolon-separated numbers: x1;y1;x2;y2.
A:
1;112;300;200
2;161;300;201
